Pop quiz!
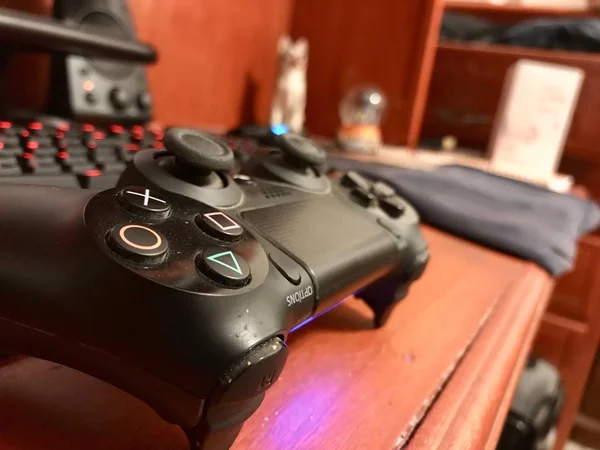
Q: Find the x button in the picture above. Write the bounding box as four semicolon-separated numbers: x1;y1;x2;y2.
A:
119;186;171;219
126;188;166;207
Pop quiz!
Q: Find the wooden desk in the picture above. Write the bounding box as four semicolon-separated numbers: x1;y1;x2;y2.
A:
0;227;553;450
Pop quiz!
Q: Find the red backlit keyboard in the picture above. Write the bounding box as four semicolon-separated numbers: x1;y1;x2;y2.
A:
0;119;164;189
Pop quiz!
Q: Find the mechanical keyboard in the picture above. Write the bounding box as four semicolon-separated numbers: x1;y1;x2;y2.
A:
0;118;164;190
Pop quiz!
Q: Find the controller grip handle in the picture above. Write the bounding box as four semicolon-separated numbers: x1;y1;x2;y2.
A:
186;337;288;450
0;185;95;292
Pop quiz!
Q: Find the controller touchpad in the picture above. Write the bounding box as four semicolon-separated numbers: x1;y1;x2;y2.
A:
241;196;398;299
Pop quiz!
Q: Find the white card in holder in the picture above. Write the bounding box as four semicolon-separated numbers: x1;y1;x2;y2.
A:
488;59;584;181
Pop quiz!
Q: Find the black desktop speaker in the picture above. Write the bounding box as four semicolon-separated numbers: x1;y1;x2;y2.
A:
49;0;152;123
497;356;564;450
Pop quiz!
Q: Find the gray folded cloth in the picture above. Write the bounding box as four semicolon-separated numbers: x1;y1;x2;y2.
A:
330;159;600;276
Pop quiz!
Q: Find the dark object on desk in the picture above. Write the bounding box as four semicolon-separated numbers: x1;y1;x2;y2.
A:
0;6;155;63
0;2;156;122
497;356;564;450
328;159;600;276
0;128;428;450
441;13;600;54
441;12;498;41
49;0;154;122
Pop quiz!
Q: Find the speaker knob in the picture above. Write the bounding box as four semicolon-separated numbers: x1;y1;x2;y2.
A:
109;88;130;110
137;92;152;111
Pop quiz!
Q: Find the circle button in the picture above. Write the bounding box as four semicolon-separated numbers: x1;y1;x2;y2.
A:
108;224;168;263
199;247;251;287
196;212;244;242
119;186;171;219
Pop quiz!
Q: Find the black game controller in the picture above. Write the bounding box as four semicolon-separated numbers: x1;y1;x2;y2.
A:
0;128;428;450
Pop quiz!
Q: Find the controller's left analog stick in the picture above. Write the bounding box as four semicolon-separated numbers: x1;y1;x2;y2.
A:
164;128;235;173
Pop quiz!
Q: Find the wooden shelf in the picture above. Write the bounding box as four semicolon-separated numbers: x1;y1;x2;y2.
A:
446;1;598;18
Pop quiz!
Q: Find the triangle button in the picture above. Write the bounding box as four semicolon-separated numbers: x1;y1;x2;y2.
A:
207;250;242;275
201;247;251;287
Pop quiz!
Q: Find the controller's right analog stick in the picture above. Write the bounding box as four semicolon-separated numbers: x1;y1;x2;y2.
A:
274;133;327;168
163;128;235;173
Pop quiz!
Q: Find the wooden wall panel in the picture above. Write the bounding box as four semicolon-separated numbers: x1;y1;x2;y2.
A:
129;0;293;128
0;0;293;129
290;0;444;145
0;0;52;112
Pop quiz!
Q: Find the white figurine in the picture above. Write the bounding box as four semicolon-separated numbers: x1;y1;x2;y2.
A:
270;35;308;134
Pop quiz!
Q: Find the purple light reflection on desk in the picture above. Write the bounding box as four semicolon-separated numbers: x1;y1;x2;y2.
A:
257;359;353;448
290;293;360;333
253;292;367;447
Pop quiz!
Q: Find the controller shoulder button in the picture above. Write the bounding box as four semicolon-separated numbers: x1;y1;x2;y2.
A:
379;195;406;218
408;252;430;282
341;170;371;192
220;337;288;403
371;181;396;198
349;187;376;208
268;253;302;285
376;217;403;239
233;174;256;185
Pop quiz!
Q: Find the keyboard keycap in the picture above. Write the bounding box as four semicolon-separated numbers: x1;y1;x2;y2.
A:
0;135;19;147
27;121;44;133
92;146;118;163
0;155;21;176
27;135;53;147
35;164;63;175
37;156;58;165
68;145;89;156
83;173;121;190
34;146;58;157
119;143;140;162
72;163;97;174
102;136;127;148
0;166;22;176
0;154;18;165
62;155;90;167
101;160;126;173
0;146;23;157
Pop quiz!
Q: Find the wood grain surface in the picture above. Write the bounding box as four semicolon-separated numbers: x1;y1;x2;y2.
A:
130;0;293;129
410;265;553;449
0;227;553;450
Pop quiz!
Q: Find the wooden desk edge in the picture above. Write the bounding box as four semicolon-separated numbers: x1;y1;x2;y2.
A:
408;263;554;449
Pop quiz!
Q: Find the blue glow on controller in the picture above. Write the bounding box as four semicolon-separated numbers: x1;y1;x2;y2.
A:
270;124;289;136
